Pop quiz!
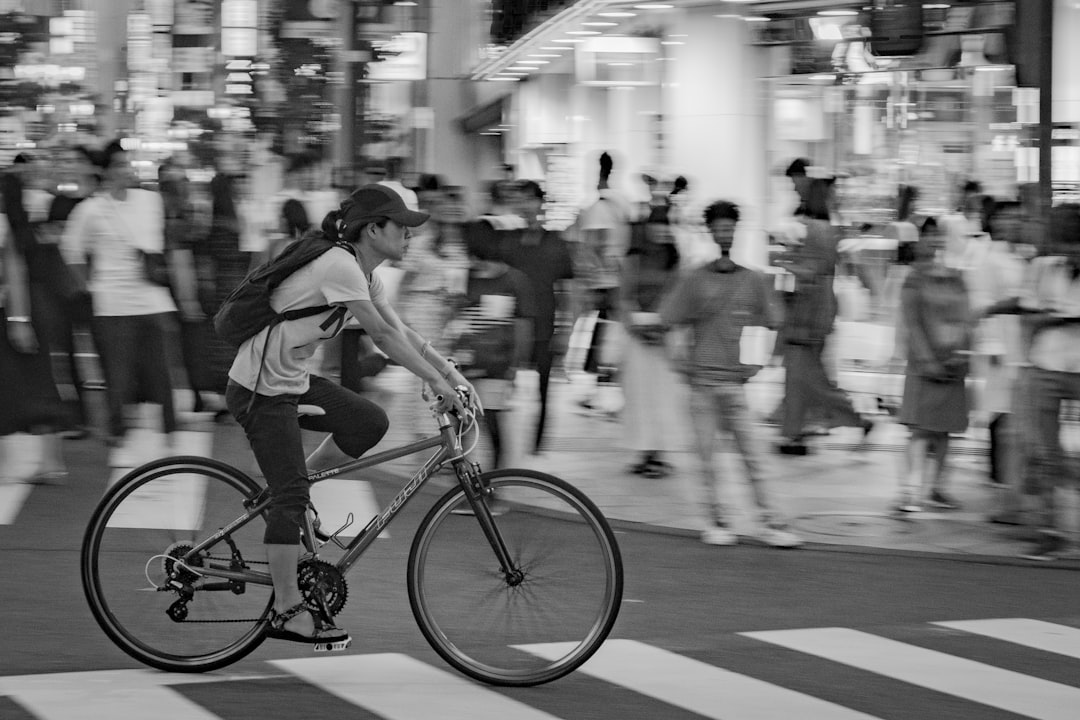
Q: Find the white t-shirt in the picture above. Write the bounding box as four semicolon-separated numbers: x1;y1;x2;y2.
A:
228;247;390;395
60;189;177;317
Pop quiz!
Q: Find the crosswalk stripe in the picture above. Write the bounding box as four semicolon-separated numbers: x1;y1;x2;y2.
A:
0;483;32;525
743;627;1080;720
104;430;214;528
108;429;212;486
518;639;881;720
0;669;253;720
934;619;1080;660
271;654;563;720
310;478;387;539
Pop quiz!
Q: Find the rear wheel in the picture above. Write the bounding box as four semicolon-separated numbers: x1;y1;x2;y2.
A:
81;456;273;672
407;468;623;686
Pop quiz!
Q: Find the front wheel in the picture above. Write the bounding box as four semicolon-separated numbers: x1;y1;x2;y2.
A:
407;469;623;686
81;456;273;673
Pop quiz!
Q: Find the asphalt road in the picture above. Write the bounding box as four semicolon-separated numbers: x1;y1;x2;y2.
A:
3;461;1080;720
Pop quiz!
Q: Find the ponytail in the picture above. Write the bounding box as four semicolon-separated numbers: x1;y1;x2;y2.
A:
320;208;344;241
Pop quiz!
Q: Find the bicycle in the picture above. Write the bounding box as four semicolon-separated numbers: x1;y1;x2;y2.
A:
80;390;624;686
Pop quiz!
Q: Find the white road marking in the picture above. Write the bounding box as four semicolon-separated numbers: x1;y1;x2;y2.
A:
0;669;257;720
518;639;881;720
0;482;32;525
743;627;1080;720
310;478;387;539
935;618;1080;660
271;654;562;719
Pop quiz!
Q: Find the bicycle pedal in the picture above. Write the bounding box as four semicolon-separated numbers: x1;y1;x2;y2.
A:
313;636;352;653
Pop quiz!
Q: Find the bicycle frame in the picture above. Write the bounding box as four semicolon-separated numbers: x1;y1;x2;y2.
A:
180;409;517;589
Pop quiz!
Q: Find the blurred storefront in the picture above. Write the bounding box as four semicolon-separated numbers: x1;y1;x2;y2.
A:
467;0;1077;251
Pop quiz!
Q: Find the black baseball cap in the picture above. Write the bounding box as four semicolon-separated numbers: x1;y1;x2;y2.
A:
345;183;429;227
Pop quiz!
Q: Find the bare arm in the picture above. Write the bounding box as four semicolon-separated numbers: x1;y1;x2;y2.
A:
342;297;472;413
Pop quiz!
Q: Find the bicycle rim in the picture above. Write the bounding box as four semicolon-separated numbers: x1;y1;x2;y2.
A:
407;469;623;686
81;456;273;673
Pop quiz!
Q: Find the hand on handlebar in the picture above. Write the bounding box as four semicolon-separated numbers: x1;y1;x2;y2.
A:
425;379;483;418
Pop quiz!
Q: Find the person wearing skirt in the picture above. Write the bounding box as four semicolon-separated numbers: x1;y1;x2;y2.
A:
896;217;974;512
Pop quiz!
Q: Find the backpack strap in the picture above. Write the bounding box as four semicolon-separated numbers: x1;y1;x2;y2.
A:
245;240;358;411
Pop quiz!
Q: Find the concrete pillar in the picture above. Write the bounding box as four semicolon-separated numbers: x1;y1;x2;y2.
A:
664;10;769;266
1054;0;1080;123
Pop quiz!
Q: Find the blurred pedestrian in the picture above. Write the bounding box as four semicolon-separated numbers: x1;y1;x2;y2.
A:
619;203;681;477
445;231;533;468
159;157;222;416
774;178;873;454
202;160;254;394
572;152;632;412
894;217;973;513
1018;204;1080;559
498;180;576;454
660;200;801;548
394;180;470;436
42;144;99;437
0;158;69;483
60;140;179;465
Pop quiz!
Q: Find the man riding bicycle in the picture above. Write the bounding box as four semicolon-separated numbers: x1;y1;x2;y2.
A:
225;184;477;648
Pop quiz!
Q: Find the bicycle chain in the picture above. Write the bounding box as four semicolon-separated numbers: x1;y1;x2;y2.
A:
169;553;268;624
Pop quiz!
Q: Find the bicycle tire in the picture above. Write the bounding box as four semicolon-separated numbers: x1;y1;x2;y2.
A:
81;456;273;673
407;468;623;686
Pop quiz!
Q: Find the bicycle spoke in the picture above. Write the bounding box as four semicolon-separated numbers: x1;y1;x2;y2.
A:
83;458;273;672
408;470;622;686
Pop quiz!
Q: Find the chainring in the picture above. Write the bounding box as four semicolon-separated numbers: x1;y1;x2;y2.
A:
162;542;203;585
298;558;348;616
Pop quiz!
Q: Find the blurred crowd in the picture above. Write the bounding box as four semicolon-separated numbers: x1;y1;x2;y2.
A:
1;136;1079;559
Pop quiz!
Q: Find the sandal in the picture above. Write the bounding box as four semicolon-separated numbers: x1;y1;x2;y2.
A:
267;603;351;649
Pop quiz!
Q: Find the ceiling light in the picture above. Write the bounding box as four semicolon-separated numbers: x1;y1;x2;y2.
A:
528;54;561;58
507;66;535;71
518;60;550;64
540;46;569;51
552;38;584;43
488;79;519;83
566;30;601;35
922;3;951;8
393;0;418;5
742;16;771;22
660;40;684;45
598;11;636;17
818;9;858;16
608;62;633;66
634;4;674;10
583;22;618;26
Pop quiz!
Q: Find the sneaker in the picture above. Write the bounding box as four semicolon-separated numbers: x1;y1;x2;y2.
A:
757;524;803;549
1021;531;1067;561
701;523;738;546
927;489;961;510
893;499;922;514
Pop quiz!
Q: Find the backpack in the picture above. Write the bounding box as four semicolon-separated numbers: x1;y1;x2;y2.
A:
213;233;357;347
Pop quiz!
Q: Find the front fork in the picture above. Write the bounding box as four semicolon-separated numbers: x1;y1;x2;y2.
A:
455;462;524;586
